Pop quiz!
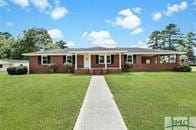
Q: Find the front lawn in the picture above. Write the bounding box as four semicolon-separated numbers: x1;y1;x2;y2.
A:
105;72;196;130
0;73;90;130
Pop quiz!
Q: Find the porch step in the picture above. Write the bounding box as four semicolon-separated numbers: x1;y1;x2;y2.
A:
92;69;105;75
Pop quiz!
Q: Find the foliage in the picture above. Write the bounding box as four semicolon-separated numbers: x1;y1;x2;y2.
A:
48;63;57;73
148;31;164;49
64;63;73;72
148;24;196;60
6;67;16;75
7;66;28;75
124;62;133;71
179;55;189;65
176;65;192;72
64;62;73;68
0;36;16;59
48;63;57;69
55;40;68;49
0;28;53;60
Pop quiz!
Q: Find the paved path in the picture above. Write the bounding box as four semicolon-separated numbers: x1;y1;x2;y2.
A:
73;76;127;130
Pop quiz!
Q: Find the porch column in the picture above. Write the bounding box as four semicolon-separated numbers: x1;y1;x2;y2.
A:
89;53;91;69
157;55;160;64
104;53;107;69
75;53;77;69
119;52;121;69
176;54;179;64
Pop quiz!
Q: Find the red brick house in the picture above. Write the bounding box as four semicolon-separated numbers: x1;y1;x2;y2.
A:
23;47;184;74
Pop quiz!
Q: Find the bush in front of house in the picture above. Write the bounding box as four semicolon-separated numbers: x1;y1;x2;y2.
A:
176;65;192;72
7;67;17;75
124;62;133;72
7;66;28;75
64;63;73;72
48;63;57;73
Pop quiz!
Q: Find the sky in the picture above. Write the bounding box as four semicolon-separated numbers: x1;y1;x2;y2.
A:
0;0;196;48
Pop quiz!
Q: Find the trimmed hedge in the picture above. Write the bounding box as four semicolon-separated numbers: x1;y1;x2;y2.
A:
124;62;133;72
7;66;28;75
176;65;192;72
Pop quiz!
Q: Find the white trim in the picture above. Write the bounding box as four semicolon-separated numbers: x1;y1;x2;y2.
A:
89;53;91;69
119;52;121;69
23;51;185;56
41;55;49;65
125;52;185;55
126;54;133;64
66;55;73;63
104;53;107;69
98;55;111;64
106;55;112;64
75;53;77;69
98;55;105;64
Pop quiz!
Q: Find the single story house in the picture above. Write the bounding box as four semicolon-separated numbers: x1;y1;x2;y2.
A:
0;59;29;72
23;47;184;74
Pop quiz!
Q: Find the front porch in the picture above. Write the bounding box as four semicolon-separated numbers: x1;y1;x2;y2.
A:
73;52;180;74
73;52;123;74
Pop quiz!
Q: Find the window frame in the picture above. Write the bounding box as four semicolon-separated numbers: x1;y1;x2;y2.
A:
41;56;49;65
127;54;133;64
107;55;111;64
98;55;111;64
66;55;73;63
98;55;105;64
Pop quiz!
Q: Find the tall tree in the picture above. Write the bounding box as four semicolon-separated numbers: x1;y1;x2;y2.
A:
185;32;196;60
163;24;182;50
0;32;13;39
148;31;164;49
11;28;53;59
55;40;68;49
0;34;15;59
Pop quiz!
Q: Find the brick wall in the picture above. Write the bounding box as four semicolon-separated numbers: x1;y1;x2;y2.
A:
133;63;177;71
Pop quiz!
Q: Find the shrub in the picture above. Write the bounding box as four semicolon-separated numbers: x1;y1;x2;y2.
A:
16;66;28;75
48;63;57;69
64;63;73;72
7;66;28;75
48;63;57;73
124;62;133;72
176;65;192;72
7;67;17;75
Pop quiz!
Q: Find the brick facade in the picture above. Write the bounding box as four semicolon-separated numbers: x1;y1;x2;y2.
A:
29;54;179;74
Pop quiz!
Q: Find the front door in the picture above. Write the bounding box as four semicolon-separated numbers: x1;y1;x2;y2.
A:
84;54;89;68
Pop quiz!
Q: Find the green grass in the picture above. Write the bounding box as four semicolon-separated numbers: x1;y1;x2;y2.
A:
105;72;196;130
0;73;90;130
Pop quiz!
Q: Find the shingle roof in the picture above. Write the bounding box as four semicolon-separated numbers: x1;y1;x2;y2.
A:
22;47;185;56
0;59;29;64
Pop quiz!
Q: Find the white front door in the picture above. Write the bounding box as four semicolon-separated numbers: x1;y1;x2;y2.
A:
84;54;89;68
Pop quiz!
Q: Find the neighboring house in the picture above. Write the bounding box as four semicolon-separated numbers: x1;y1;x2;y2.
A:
0;59;29;72
23;47;184;74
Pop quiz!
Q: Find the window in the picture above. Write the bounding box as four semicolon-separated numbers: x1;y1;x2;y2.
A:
107;55;111;64
0;64;2;68
99;55;105;64
41;56;49;65
98;55;111;64
127;55;133;63
66;55;72;63
160;55;176;63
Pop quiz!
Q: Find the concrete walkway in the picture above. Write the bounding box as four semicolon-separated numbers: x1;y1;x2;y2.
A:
74;76;127;130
